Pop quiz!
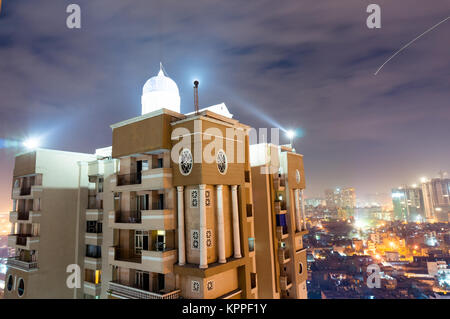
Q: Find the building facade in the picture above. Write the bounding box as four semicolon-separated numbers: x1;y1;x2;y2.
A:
421;178;450;223
391;186;425;222
4;64;308;299
250;143;308;299
4;149;98;299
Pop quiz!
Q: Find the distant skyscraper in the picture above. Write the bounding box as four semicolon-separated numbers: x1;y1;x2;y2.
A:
391;185;425;222
324;187;356;210
421;178;450;223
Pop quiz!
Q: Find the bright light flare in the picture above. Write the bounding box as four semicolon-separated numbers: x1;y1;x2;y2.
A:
286;130;295;139
23;137;40;150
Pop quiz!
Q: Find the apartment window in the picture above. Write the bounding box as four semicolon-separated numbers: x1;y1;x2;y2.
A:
135;230;149;255
6;275;13;291
86;221;102;233
248;237;255;252
276;214;287;227
86;245;101;258
98;177;104;193
299;262;304;275
17;278;25;297
31;224;40;237
142;160;149;171
95;270;101;284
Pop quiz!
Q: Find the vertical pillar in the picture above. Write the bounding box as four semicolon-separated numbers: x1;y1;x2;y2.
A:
300;190;306;230
177;186;186;266
216;185;226;263
294;189;302;232
199;184;208;269
11;222;15;235
231;185;242;258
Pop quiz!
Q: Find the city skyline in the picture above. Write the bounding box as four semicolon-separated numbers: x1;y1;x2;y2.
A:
0;1;449;209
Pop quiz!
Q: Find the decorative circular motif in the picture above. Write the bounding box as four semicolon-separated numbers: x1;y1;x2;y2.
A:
216;149;228;175
299;262;304;274
6;275;13;291
17;278;25;297
296;169;301;184
179;148;193;176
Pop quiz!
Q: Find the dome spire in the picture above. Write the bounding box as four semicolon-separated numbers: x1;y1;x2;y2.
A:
158;62;166;76
141;63;180;115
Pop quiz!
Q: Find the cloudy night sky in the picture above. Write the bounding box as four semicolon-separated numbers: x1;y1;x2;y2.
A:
0;0;449;212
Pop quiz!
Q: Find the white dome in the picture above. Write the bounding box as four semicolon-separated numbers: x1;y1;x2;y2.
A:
141;65;181;115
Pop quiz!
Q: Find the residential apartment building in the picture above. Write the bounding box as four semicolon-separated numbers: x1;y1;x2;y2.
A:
325;187;356;218
421;178;450;223
4;149;98;299
391;185;425;222
250;143;308;299
4;64;308;299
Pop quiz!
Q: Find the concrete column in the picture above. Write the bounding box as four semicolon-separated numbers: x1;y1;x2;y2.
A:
177;186;186;266
199;184;208;269
294;189;302;232
231;185;242;258
216;185;226;263
300;190;306;230
11;222;15;235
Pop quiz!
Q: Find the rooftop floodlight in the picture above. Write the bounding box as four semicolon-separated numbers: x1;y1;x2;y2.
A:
23;137;40;150
286;130;295;147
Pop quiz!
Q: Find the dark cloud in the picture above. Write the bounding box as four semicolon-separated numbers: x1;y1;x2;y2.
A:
0;0;449;211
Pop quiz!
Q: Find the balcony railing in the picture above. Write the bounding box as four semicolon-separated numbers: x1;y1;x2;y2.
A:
108;281;180;299
20;187;31;196
6;256;38;271
117;173;142;186
16;235;31;246
115;210;142;223
17;211;30;221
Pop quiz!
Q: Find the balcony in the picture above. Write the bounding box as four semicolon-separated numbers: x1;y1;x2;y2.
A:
85;232;103;246
280;275;292;291
86;209;103;221
111;168;172;192
9;235;39;250
108;281;180;299
274;201;287;214
109;247;177;274
10;211;41;224
117;173;142;186
273;175;286;190
88;161;104;176
12;185;43;199
84;281;102;296
250;273;257;292
278;249;291;264
276;226;289;240
6;257;38;272
109;209;175;230
84;256;102;270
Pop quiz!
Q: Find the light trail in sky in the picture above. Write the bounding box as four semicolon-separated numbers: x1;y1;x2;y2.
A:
375;16;450;75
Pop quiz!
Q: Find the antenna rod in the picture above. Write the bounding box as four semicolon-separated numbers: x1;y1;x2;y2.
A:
194;80;199;115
